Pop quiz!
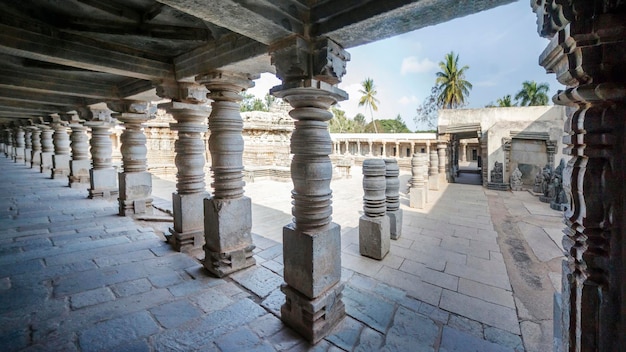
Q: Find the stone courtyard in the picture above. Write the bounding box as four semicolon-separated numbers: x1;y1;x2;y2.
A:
0;155;564;351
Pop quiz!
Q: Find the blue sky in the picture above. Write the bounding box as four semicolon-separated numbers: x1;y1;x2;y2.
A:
248;1;560;131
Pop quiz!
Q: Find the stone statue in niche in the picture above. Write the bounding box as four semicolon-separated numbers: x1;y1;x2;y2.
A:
539;164;553;202
510;167;523;191
550;159;568;210
490;161;503;183
532;170;543;193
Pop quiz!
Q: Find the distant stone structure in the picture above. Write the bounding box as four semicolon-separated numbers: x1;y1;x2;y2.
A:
359;159;390;260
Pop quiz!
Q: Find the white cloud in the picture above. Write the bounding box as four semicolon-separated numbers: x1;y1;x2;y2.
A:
400;56;437;75
398;95;419;105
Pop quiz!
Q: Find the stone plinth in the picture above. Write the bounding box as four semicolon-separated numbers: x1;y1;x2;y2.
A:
118;171;153;216
359;215;390;259
360;159;389;259
387;210;403;241
203;196;255;277
89;168;118;198
170;191;209;252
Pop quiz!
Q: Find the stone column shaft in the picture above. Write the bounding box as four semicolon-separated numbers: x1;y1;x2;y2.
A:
51;123;71;178
197;71;255;276
384;158;402;240
85;121;117;199
409;153;428;209
31;127;41;168
360;159;390;259
24;127;32;164
14;127;25;163
39;127;54;173
68;124;90;188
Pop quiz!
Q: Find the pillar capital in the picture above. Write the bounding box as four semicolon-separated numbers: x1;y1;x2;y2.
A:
156;81;208;104
196;71;256;102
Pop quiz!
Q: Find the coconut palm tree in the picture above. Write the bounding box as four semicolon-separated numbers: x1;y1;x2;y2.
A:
515;81;550;106
435;51;472;109
496;95;516;107
358;78;380;133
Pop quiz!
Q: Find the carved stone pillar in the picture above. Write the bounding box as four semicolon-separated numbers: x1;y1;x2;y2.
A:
196;71;255;276
367;140;373;156
356;140;360;156
30;126;41;169
344;140;349;155
157;83;210;252
502;137;512;184
480;137;488;187
51;119;71;178
14;126;25;163
460;140;467;162
68;119;90;188
410;142;415;157
359;159;390;259
384;158;402;240
4;128;12;158
23;127;32;164
381;142;386;157
39;126;54;174
84;115;118;199
546;140;557;167
532;2;626;350
0;127;6;156
270;36;349;343
409;153;427;209
108;101;154;216
437;142;448;184
429;149;440;190
426;140;431;155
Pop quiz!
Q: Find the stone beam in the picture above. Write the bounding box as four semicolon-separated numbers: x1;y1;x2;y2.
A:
0;99;76;115
313;0;516;48
0;89;97;107
0;23;174;80
62;19;213;42
157;0;304;45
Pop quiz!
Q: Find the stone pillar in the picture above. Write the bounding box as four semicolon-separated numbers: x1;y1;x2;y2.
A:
359;159;390;259
270;36;348;343
460;140;467;162
344;140;349;155
410;142;415;157
437;142;448;184
429;149;439;191
23;127;32;164
68;120;90;188
108;101;154;216
394;142;399;158
381;142;386;157
39;126;54;174
51;120;71;178
356;141;361;156
546;140;557;167
426;140;431;155
196;71;255;276
384;158;402;240
85;116;118;199
531;2;626;350
157;83;210;252
480;137;488;187
4;128;12;158
0;127;6;156
14;126;25;163
367;140;373;156
31;126;41;169
409;153;427;209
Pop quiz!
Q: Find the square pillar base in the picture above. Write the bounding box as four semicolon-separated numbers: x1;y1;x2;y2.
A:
359;215;390;260
24;148;31;163
387;210;403;240
281;282;345;344
89;168;118;199
439;173;447;186
40;152;53;173
118;171;153;216
409;186;427;209
31;151;41;168
14;148;24;163
203;196;255;277
69;160;90;188
52;155;70;178
168;191;209;252
429;175;440;191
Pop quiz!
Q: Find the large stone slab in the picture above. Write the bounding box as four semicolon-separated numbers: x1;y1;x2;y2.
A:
359;215;390;260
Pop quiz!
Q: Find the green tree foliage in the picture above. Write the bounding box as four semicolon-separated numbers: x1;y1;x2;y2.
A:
358;78;380;133
514;81;550;106
240;93;279;112
496;95;516;107
435;51;472;109
364;115;410;133
329;107;356;133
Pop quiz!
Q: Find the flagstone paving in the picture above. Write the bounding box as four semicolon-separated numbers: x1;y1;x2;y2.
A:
1;157;563;351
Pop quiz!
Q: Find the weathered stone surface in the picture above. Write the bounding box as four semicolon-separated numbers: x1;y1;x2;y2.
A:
231;266;283;298
325;316;363;351
78;311;159;352
111;278;153;297
169;191;209;251
359;215;390;260
342;286;394;333
387;210;402;240
149;300;202;329
214;327;266;352
440;326;510;352
118;171;153;216
283;222;341;299
70;287;116;309
383;306;439;352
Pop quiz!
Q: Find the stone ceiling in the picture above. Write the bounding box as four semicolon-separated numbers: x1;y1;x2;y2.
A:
0;0;515;123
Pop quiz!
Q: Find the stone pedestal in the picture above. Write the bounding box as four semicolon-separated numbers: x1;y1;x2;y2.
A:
203;196;254;277
51;124;71;178
118;171;153;216
387;210;403;241
409;187;427;209
69;160;90;188
85;121;117;199
197;72;255;274
359;215;390;259
40;152;53;174
169;191;209;252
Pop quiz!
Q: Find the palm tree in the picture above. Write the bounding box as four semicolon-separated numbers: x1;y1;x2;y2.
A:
435;52;472;109
358;78;380;133
496;95;516;107
515;81;550;106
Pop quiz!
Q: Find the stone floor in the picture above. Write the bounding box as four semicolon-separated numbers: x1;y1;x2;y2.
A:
0;156;564;351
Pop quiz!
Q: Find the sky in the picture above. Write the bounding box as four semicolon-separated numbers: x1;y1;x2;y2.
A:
247;0;560;131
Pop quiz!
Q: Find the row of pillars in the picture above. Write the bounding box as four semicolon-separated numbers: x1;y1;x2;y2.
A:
333;140;435;158
0;36;357;343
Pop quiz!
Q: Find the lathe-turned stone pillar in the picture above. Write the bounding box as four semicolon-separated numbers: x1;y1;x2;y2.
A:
367;140;373;156
344;140;349;155
39;126;54;174
437;142;448;184
384;158;402;240
14;126;25;163
23;127;32;164
270;36;348;343
84;115;118;199
359;159;390;259
531;2;626;350
0;127;6;156
4;128;13;158
51;120;71;178
428;149;439;191
381;142;386;157
196;71;255;276
30;126;41;169
409;153;427;209
108;101;154;216
68;119;90;188
157;83;210;252
394;142;399;158
460;140;467;162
